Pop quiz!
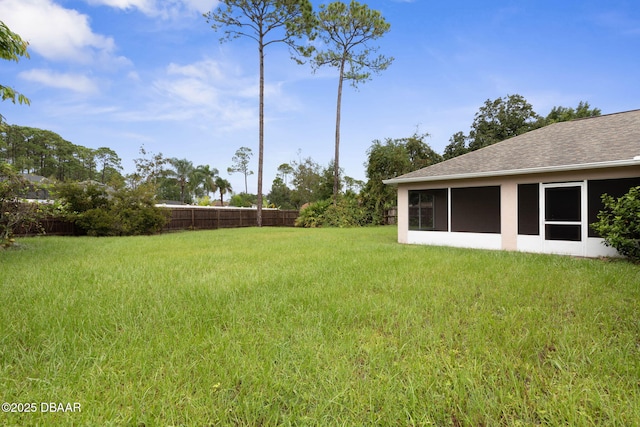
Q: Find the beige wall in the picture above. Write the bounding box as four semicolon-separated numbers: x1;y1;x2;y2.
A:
500;182;518;250
397;186;408;243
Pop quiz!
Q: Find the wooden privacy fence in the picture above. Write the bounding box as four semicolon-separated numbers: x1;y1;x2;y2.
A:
10;216;79;236
385;207;397;225
163;207;299;230
15;207;299;236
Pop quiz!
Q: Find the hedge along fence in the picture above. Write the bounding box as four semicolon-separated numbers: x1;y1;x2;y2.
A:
15;206;300;236
161;206;299;230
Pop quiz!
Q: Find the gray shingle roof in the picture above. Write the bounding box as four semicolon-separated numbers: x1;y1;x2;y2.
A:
385;109;640;183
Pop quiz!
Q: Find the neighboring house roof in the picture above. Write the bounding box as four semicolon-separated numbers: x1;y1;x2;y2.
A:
384;109;640;184
21;173;49;184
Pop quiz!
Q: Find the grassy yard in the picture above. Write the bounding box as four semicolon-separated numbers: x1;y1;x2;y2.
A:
1;226;639;426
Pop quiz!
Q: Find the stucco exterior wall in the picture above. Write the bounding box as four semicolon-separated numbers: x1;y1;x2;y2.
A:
501;182;518;251
397;185;409;244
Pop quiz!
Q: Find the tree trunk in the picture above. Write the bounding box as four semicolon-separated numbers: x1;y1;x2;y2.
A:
257;38;264;226
333;57;346;205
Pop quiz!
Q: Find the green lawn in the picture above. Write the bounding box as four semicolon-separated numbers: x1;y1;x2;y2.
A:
1;227;639;426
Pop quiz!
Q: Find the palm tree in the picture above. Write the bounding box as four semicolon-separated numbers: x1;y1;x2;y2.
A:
191;165;219;199
214;177;232;206
169;158;195;203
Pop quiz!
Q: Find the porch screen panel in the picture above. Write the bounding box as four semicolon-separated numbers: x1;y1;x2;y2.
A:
545;186;581;221
545;224;581;241
518;183;539;235
408;189;448;231
588;178;640;237
451;186;501;233
432;189;448;231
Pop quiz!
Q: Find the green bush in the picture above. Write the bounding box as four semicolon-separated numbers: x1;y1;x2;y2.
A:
295;196;372;228
591;186;640;262
0;162;45;247
75;208;115;237
55;182;169;236
229;192;256;207
295;199;332;228
115;188;169;236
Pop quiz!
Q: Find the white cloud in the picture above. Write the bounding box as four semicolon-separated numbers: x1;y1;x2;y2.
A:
127;71;141;81
19;69;100;95
85;0;218;17
0;0;123;65
147;59;254;127
167;61;225;82
158;59;234;106
184;0;218;13
156;76;219;106
108;58;262;132
153;58;296;120
85;0;157;15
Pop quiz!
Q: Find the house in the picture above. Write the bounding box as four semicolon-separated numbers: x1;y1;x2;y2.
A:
383;109;640;257
20;174;51;200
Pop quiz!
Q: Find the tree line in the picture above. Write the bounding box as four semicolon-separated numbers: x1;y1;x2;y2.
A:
0;124;123;183
443;95;601;159
0;94;603;214
0;116;349;210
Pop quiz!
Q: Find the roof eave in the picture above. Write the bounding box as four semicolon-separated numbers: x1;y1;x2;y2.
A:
382;158;640;185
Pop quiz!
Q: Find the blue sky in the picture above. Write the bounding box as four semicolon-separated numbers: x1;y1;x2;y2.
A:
1;0;639;194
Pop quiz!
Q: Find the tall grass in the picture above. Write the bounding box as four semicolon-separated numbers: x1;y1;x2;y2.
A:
1;227;639;426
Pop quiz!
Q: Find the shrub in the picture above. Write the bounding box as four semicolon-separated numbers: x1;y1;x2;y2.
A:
295;196;372;228
229;192;257;207
295;199;332;228
55;182;169;236
75;208;115;237
0;162;45;247
323;197;371;227
591;186;640;262
55;182;110;235
113;186;169;235
197;196;212;206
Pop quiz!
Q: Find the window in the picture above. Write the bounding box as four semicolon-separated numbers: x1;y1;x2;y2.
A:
451;186;501;233
409;191;435;230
